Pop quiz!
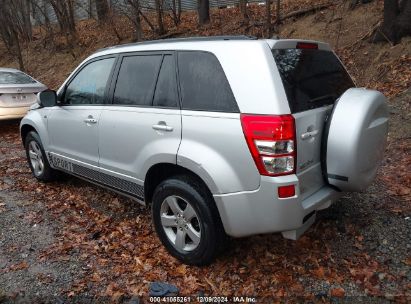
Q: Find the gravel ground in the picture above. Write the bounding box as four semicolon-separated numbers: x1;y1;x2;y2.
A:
0;91;410;303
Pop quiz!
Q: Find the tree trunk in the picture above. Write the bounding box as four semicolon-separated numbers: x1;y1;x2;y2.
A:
89;0;94;18
380;0;399;43
135;13;143;41
155;0;165;35
396;0;411;39
171;0;181;26
11;27;25;71
96;0;109;22
0;1;25;70
239;0;249;23
22;0;32;41
67;0;76;33
171;0;182;26
373;0;411;44
275;0;280;25
177;0;182;23
198;0;210;26
265;0;272;37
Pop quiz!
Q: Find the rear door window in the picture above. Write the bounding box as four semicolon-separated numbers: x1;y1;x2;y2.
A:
113;55;162;106
178;51;239;113
272;49;354;113
153;55;178;108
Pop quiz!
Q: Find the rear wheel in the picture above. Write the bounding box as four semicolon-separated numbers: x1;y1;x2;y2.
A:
25;131;59;182
151;175;225;265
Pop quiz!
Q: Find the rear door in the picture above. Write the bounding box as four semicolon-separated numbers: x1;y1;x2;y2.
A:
98;52;181;199
272;44;354;199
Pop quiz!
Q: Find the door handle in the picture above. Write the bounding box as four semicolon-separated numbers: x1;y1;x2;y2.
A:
301;130;319;140
152;122;173;132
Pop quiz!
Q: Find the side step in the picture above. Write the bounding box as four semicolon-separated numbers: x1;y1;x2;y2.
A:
281;212;316;240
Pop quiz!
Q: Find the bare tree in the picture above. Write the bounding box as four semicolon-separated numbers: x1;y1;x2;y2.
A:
155;0;165;35
46;0;77;56
20;0;33;41
169;0;182;26
47;0;76;36
1;0;33;42
239;0;249;24
123;0;143;41
275;0;280;26
373;0;411;44
0;0;25;71
198;0;210;25
30;0;55;47
96;0;109;22
265;0;272;37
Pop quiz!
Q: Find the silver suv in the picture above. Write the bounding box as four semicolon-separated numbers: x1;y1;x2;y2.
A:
20;36;388;265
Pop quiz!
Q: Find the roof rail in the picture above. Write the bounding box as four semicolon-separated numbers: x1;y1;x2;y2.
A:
97;35;258;52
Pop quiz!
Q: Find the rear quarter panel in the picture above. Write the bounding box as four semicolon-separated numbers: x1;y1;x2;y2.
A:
177;111;261;194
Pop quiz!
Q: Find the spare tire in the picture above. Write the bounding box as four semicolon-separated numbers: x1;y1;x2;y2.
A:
326;88;388;192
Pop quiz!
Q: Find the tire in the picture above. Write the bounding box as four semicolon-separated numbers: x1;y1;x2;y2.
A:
25;131;59;182
151;175;225;265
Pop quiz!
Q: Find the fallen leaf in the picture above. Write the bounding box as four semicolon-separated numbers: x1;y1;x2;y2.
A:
330;287;345;298
8;261;29;271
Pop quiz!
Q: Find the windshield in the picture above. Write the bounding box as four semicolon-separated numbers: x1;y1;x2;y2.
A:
0;71;37;85
272;49;354;113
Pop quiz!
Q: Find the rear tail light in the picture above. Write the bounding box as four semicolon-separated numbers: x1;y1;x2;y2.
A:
241;114;296;176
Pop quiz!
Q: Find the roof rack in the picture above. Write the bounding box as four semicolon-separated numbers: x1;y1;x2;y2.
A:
97;35;258;52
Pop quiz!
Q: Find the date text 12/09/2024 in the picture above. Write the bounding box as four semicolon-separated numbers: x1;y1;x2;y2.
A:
149;296;257;303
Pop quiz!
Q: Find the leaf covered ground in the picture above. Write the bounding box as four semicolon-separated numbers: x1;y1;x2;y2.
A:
0;0;410;302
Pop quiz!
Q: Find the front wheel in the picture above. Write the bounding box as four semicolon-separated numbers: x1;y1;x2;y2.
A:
151;176;225;265
25;131;59;182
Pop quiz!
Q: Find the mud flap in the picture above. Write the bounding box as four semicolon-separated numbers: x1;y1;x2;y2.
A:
281;212;316;240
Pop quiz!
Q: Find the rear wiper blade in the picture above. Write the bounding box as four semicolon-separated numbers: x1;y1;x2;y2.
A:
308;94;336;103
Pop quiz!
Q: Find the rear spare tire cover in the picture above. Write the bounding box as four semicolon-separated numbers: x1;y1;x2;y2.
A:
326;88;388;192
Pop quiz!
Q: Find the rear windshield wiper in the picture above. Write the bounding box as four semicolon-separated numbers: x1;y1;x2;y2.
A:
308;94;336;103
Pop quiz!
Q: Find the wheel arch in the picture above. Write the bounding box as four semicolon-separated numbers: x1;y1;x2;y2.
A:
144;163;215;206
20;111;50;151
20;124;38;146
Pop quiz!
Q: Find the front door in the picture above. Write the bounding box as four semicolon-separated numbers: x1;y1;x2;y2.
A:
47;57;116;170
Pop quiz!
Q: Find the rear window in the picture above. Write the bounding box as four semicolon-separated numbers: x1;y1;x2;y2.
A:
272;49;354;113
0;71;36;84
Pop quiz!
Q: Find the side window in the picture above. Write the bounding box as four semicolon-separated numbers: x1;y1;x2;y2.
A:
153;55;178;108
177;52;239;113
113;55;162;106
64;57;115;105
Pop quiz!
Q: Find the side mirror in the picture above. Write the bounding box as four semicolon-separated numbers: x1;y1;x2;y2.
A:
37;90;57;107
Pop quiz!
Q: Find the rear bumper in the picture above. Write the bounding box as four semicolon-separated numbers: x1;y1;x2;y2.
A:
0;106;30;120
213;175;341;238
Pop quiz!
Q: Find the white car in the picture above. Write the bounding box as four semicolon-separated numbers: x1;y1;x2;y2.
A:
0;68;47;120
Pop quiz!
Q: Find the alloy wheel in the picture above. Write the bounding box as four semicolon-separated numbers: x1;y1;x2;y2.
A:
160;195;202;252
28;140;44;177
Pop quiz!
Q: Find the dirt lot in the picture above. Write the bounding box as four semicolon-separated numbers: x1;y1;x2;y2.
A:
0;87;410;302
